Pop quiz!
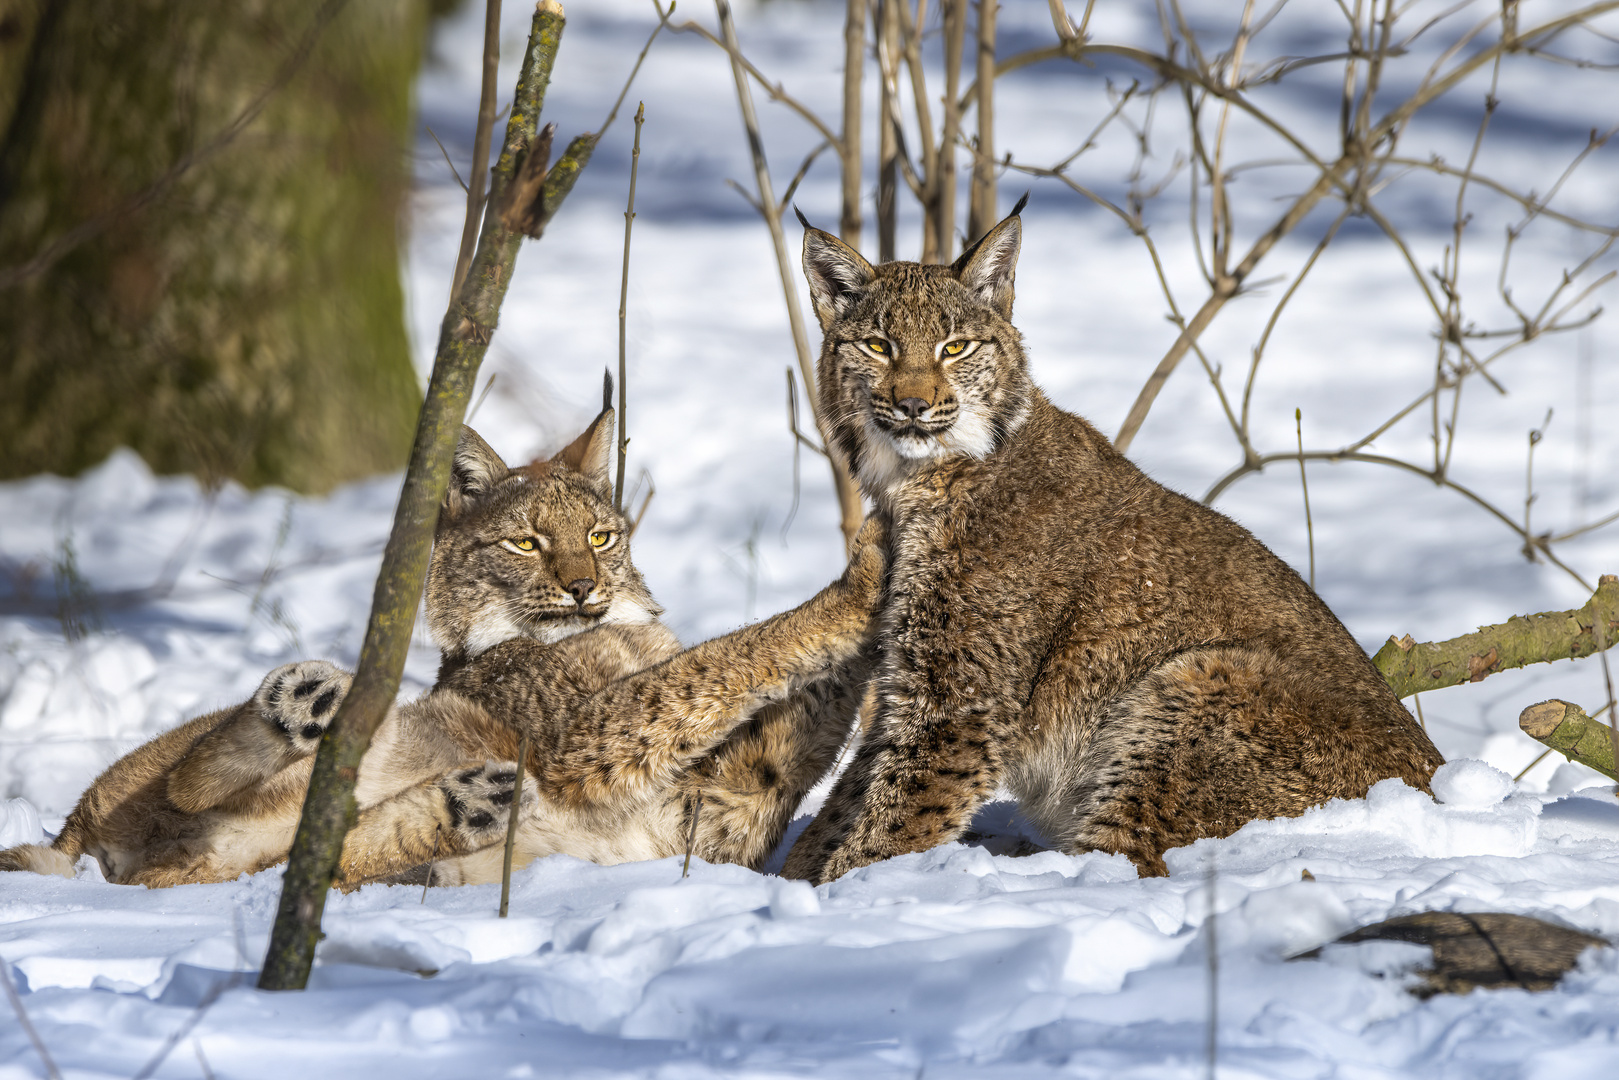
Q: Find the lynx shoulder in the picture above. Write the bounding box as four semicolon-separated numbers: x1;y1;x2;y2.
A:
3;411;883;888
782;202;1444;884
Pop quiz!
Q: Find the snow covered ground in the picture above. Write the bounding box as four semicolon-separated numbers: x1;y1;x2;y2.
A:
4;1;1619;1075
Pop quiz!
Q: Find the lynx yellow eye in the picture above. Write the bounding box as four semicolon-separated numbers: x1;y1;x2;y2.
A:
942;340;968;357
863;337;889;355
505;537;537;553
589;530;615;549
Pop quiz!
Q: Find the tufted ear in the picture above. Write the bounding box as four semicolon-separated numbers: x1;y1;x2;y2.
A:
551;406;614;495
443;426;509;520
951;193;1025;318
799;208;876;331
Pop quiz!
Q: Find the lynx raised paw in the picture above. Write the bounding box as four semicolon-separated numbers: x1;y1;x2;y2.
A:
254;660;352;752
439;761;534;849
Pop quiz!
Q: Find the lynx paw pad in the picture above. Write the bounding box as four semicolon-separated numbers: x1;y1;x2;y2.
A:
440;761;533;847
254;660;352;751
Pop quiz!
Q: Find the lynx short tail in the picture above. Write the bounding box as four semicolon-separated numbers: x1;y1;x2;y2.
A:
0;842;77;878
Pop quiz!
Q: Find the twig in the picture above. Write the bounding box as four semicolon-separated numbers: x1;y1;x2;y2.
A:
659;2;840;147
935;0;967;260
1513;747;1553;783
452;0;505;300
499;729;530;918
967;0;999;242
713;0;863;551
602;6;671;137
875;0;900;259
193;1040;216;1080
134;963;241;1080
629;471;657;538
1523;410;1553;561
1;956;61;1080
1295;409;1314;591
782;367;828;542
421;824;442;903
1205;449;1598;593
425;125;471;194
1204;852;1219;1080
616;104;645;512
466;373;499;424
682;794;703;878
841;0;866;245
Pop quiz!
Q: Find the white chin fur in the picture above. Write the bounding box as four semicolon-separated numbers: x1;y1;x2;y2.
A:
936;405;996;459
459;611;526;656
448;594;655;656
859;403;999;493
603;593;657;626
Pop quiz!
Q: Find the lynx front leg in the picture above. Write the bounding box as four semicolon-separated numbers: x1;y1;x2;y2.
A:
337;761;532;888
782;682;1012;884
168;660;353;813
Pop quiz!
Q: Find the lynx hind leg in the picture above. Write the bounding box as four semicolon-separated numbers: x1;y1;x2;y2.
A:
1055;645;1419;877
168;660;352;813
338;761;533;888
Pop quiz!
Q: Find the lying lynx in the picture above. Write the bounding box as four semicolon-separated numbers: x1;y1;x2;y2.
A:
783;202;1444;884
1;411;880;888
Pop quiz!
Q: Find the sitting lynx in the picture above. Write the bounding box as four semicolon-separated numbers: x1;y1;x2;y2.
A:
783;201;1444;884
1;410;881;888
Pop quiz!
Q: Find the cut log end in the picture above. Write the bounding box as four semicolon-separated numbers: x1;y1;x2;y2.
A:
1520;699;1571;739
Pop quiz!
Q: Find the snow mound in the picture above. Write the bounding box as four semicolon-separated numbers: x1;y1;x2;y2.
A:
1431;758;1515;809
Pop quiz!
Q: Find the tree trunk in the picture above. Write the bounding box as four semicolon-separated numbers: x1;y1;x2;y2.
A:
0;0;428;493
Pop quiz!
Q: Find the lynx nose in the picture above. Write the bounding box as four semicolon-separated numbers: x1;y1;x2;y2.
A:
895;397;929;420
565;578;595;605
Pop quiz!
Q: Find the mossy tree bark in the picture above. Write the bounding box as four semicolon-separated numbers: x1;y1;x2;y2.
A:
0;0;431;493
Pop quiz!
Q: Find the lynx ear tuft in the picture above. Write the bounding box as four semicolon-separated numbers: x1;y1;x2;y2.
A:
444;426;509;520
951;197;1024;318
552;407;615;494
801;221;876;331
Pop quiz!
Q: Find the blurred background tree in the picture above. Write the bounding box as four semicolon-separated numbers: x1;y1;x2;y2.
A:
0;0;455;492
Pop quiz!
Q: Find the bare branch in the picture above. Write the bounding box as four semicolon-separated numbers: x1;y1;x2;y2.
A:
452;0;505;300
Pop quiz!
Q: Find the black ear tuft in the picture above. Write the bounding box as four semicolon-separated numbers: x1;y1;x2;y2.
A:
551;407;615;494
602;369;614;414
1009;191;1030;218
444;426;509;520
794;205;813;231
801;226;877;332
951;205;1023;319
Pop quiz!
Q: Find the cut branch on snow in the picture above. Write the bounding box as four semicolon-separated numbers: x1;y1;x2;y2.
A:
1520;699;1618;782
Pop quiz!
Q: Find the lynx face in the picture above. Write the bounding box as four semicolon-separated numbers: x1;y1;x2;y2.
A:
801;205;1034;494
426;417;658;659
